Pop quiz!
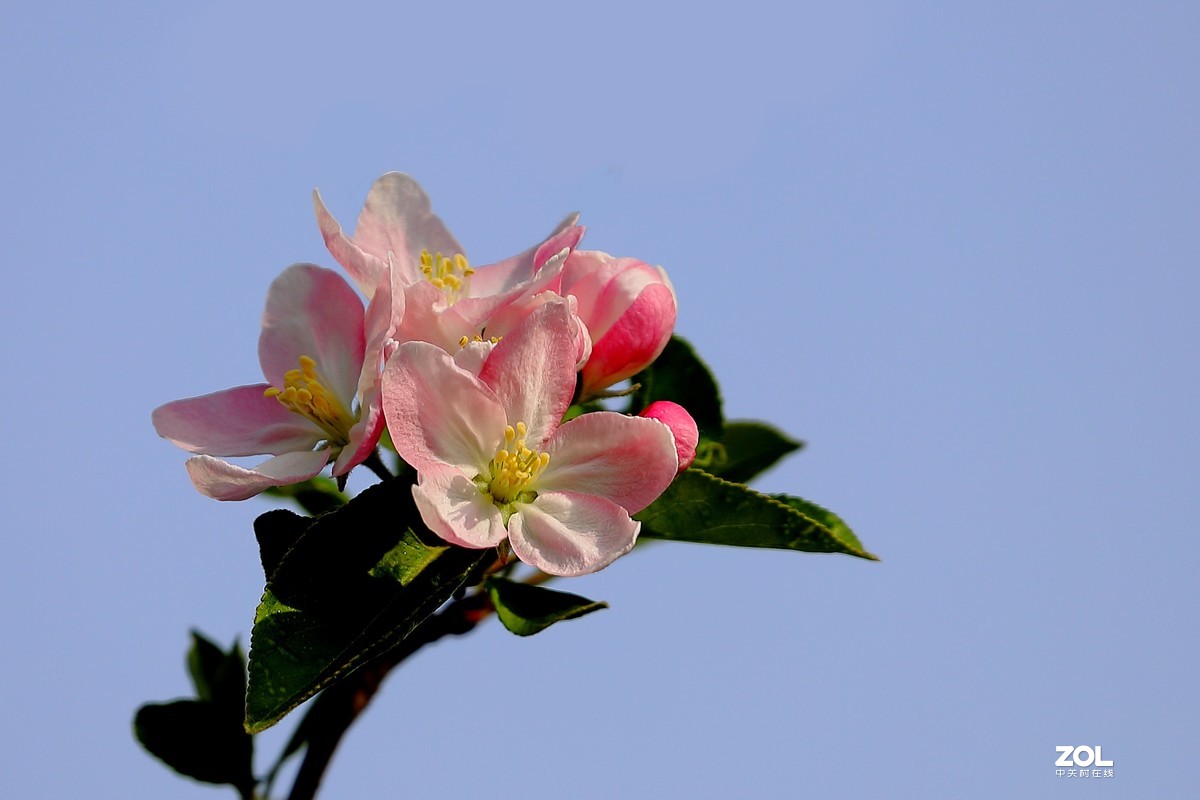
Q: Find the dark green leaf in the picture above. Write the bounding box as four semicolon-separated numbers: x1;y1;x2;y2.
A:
486;578;607;636
213;643;248;716
630;336;723;438
697;420;803;484
245;479;493;733
185;632;248;717
636;468;877;560
254;508;311;582
769;494;869;555
134;700;253;790
262;475;347;516
186;631;226;702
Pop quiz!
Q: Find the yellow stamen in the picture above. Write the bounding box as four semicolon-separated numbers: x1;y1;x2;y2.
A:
263;355;356;444
419;249;474;304
483;421;551;505
457;333;503;349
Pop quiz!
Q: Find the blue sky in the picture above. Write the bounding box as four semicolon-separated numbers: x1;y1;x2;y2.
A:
2;1;1196;797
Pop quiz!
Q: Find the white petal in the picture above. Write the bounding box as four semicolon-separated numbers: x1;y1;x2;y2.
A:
413;466;508;549
184;451;330;501
509;492;640;576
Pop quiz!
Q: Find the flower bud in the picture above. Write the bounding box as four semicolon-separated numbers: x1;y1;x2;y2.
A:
561;250;676;400
639;401;699;473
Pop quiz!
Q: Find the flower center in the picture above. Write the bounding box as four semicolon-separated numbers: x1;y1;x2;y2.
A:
420;249;474;304
264;355;356;445
483;421;550;505
457;334;500;347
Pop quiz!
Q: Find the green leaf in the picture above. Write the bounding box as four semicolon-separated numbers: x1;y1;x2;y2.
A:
254;508;310;582
244;479;493;733
185;632;248;713
630;336;723;438
697;420;803;484
186;631;226;702
769;494;869;556
136;634;253;792
486;577;607;636
134;700;255;790
262;475;347;516
636;468;877;560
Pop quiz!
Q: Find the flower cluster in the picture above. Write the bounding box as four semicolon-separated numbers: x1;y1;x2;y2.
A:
153;173;695;575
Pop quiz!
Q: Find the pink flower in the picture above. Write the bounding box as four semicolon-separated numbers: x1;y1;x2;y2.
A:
381;300;679;576
152;264;391;500
559;249;677;400
314;172;583;350
639;401;699;472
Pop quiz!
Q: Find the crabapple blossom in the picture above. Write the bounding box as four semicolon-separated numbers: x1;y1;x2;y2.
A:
152;264;391;500
381;299;679;576
314;172;584;350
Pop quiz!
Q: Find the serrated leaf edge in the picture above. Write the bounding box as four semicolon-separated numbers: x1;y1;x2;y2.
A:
643;468;878;561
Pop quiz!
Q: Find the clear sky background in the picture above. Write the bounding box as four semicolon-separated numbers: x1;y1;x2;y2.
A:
2;1;1196;797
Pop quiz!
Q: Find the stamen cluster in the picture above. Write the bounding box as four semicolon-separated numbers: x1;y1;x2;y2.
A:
483;422;550;505
264;355;354;444
419;249;474;303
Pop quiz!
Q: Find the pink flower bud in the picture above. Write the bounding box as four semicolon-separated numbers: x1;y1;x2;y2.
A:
639;401;699;473
561;250;676;400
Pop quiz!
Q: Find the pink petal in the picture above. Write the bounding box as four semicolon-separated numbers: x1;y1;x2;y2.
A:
392;281;458;349
351;172;463;286
412;465;509;549
559;250;626;331
534;222;584;267
483;291;592;368
468;223;584;296
423;245;573;347
359;260;401;397
581;281;676;395
451;288;533;335
478;299;578;449
508;491;640;576
539;412;678;513
184;450;330;501
314;188;388;297
381;341;507;474
258;264;366;403
329;268;397;475
569;257;666;337
152;385;323;456
639;401;699;472
468;249;570;337
332;388;384;475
